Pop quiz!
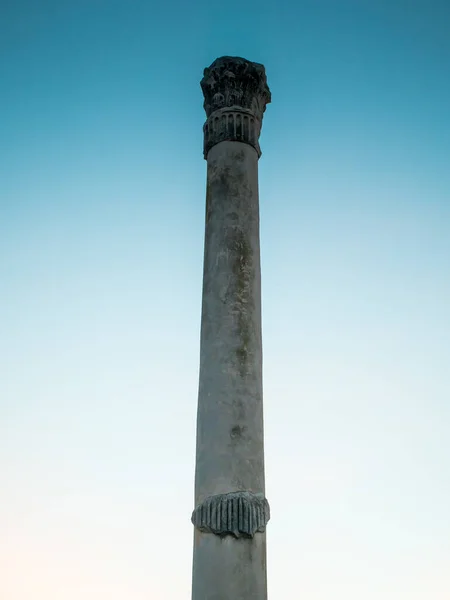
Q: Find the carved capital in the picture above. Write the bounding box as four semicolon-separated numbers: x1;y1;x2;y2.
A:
191;491;270;539
201;56;271;158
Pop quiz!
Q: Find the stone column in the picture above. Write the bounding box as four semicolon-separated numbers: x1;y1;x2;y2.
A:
192;56;271;600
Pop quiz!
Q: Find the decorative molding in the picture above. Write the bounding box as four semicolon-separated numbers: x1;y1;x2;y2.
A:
191;491;270;538
201;56;271;158
203;108;262;158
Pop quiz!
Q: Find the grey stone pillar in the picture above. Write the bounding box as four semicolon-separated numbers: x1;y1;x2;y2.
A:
192;56;271;600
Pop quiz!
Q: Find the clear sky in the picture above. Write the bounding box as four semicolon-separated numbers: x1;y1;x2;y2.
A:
1;1;449;598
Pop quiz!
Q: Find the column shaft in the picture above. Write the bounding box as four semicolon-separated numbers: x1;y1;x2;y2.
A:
192;56;271;600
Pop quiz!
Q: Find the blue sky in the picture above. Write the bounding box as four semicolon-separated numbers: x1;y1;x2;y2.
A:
1;1;449;598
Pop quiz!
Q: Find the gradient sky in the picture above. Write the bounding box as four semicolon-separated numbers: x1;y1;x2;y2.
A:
1;1;450;598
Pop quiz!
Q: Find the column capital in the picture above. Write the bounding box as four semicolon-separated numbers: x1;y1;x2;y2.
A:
201;56;271;159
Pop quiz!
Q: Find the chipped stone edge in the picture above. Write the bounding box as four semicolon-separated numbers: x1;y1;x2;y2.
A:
191;491;270;539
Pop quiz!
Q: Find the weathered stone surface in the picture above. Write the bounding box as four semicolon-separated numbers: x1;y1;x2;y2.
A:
192;533;267;600
191;491;270;538
201;56;271;158
194;141;264;504
192;56;271;600
192;139;268;600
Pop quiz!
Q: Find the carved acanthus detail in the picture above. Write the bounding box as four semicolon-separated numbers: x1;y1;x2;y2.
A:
191;491;270;538
201;56;271;158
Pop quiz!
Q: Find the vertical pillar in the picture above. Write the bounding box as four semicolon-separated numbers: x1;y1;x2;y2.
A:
192;56;271;600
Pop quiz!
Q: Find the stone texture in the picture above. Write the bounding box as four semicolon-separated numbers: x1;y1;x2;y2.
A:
194;141;264;505
192;533;267;600
192;56;270;600
201;56;271;158
201;56;271;120
191;491;270;538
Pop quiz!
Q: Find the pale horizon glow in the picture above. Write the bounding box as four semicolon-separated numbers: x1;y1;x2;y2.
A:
1;1;450;599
